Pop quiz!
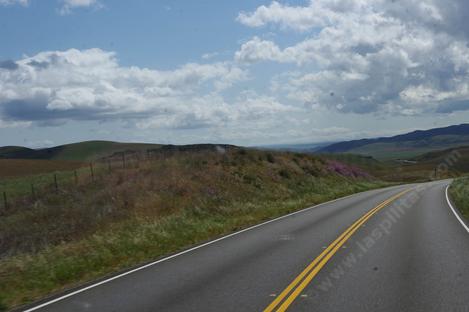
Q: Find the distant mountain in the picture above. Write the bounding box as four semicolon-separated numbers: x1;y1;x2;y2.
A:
259;141;335;153
0;141;162;161
318;124;469;160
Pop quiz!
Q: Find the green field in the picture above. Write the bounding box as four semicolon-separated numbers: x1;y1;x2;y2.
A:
0;141;159;201
0;160;111;201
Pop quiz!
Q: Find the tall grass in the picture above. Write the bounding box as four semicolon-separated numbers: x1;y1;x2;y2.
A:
0;147;389;310
449;177;469;219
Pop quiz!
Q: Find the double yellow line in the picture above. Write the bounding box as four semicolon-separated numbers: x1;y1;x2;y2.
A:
264;189;410;312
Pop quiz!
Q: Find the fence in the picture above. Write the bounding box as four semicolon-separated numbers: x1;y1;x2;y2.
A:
0;149;169;215
0;145;231;215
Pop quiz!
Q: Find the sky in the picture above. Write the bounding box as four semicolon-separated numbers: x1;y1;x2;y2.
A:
1;0;469;148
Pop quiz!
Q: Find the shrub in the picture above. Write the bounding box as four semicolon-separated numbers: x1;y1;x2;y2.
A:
279;169;291;179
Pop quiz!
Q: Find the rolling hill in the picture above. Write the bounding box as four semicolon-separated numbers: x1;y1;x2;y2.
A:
318;124;469;160
0;140;161;161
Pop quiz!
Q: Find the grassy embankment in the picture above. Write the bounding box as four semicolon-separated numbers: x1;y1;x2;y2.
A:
449;177;469;220
0;147;390;311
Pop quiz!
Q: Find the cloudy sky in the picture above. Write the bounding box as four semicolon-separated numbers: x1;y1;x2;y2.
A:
1;0;469;148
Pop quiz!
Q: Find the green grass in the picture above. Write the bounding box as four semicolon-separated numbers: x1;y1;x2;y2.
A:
0;148;391;310
50;141;160;161
0;164;97;200
449;177;469;220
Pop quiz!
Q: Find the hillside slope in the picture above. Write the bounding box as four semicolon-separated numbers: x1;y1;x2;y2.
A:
318;124;469;159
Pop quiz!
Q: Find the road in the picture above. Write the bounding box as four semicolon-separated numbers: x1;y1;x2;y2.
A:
23;180;469;312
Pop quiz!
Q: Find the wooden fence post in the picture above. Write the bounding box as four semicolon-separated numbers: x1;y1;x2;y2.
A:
74;170;78;185
31;183;36;199
3;191;7;211
54;174;58;191
90;162;94;181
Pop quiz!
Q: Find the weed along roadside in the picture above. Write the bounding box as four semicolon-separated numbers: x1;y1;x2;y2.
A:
448;177;469;220
0;146;390;310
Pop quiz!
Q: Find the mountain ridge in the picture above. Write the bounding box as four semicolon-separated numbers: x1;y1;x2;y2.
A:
318;124;469;159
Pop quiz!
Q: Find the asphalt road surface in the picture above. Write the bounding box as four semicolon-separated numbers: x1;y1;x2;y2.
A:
23;180;469;312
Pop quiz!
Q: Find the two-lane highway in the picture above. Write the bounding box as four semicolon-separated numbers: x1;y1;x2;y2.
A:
23;180;469;312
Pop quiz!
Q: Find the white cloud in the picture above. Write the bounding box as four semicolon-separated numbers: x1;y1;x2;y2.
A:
0;48;298;131
0;0;28;6
202;52;219;60
236;0;469;116
237;1;334;32
235;37;284;63
59;0;102;14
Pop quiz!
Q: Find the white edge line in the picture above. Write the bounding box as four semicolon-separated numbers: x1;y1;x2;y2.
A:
445;185;469;233
22;185;403;312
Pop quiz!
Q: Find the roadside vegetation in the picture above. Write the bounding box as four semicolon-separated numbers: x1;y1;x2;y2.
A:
449;177;469;220
0;146;389;310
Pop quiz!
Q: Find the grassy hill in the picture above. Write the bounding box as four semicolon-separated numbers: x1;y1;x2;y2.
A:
322;146;469;182
0;140;161;161
318;124;469;160
411;146;469;173
0;146;388;310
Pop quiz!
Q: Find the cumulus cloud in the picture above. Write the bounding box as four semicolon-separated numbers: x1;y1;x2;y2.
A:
235;37;285;64
236;0;469;116
0;48;297;130
59;0;102;14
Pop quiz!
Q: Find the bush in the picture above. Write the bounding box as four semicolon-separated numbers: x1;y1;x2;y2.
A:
279;169;291;179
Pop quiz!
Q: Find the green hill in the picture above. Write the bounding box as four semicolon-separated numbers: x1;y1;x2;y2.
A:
0;141;162;161
412;146;469;173
318;124;469;160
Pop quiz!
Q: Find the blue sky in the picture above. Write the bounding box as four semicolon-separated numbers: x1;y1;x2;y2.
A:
1;0;469;147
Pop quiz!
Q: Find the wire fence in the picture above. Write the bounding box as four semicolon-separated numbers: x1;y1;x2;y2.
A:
0;145;235;216
0;148;171;215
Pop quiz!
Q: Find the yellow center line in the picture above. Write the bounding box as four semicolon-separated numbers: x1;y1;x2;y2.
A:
263;196;393;312
264;189;409;312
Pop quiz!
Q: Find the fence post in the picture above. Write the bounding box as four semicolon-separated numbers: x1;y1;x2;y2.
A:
31;183;36;199
54;174;58;192
74;170;78;185
90;162;94;181
3;191;7;211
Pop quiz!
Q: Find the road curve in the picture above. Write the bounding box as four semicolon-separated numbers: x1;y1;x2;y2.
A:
21;180;469;312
